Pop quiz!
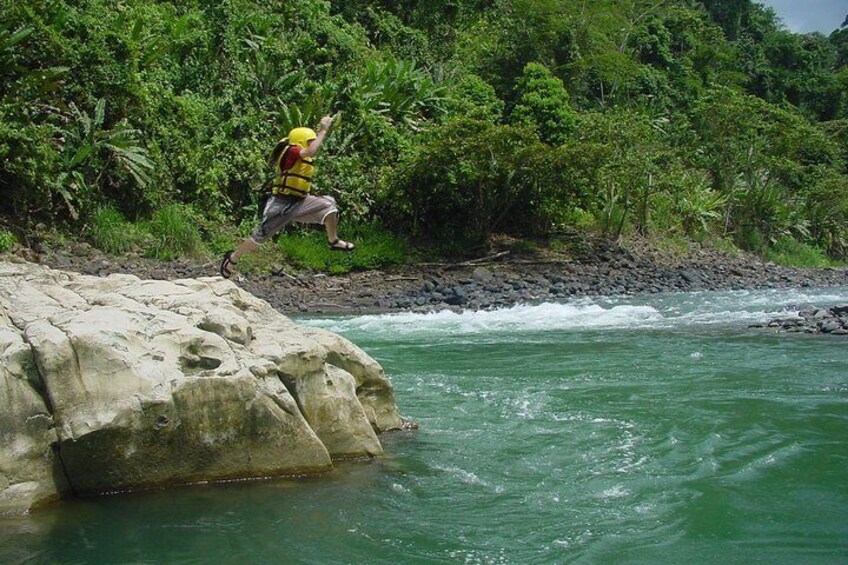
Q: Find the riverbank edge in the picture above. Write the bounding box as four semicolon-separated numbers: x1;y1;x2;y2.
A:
14;236;848;316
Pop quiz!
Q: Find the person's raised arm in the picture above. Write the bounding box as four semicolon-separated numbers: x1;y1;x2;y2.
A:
300;115;333;158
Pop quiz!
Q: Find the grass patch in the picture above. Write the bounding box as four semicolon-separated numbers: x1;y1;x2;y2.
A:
143;204;205;260
0;229;16;252
89;206;145;254
652;234;693;258
276;222;407;274
504;239;538;254
705;235;741;256
764;237;837;268
206;231;239;256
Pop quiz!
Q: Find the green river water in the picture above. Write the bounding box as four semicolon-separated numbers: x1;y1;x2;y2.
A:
2;287;847;564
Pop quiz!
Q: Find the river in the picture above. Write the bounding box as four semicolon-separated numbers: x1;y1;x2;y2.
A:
2;287;847;564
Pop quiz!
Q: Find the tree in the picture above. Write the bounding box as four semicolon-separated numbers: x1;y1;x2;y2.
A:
701;0;753;40
566;109;679;238
510;63;576;144
691;87;843;248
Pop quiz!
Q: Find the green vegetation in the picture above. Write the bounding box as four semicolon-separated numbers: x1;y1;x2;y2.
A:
277;223;407;274
90;206;144;255
143;204;204;261
0;229;15;252
764;237;840;268
1;0;847;269
91;204;209;260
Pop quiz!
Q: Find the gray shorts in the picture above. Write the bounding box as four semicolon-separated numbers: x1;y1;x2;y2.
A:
250;194;338;244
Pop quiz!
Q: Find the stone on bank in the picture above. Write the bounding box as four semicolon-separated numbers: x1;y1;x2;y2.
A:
0;261;405;517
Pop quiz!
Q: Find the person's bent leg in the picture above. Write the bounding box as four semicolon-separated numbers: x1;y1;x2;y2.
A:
324;210;340;243
289;194;354;251
221;236;258;279
323;211;354;250
315;197;354;251
221;196;296;278
232;238;259;263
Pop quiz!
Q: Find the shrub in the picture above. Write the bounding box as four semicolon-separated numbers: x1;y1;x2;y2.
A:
513;142;603;235
738;225;765;254
510;63;577;145
378;118;542;254
669;171;726;238
0;113;63;225
0;229;16;252
765;237;834;268
186;206;242;256
802;172;848;259
143;204;204;260
443;73;504;123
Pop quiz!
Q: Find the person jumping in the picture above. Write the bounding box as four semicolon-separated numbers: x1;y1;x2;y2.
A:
220;115;354;279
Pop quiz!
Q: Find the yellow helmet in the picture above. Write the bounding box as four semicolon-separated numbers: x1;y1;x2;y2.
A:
287;127;317;149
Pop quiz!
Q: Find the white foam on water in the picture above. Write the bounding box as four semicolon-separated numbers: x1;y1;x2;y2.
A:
433;465;491;489
390;483;410;495
600;485;631;500
300;286;848;338
302;301;662;337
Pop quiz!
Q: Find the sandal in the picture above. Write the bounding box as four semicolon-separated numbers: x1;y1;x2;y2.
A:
220;250;237;279
328;238;355;252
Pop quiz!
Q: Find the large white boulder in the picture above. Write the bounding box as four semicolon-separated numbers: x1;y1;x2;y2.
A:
0;261;404;515
0;323;66;516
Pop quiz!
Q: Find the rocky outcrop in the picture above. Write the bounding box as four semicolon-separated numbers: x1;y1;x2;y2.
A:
0;320;66;516
0;261;405;517
759;305;848;334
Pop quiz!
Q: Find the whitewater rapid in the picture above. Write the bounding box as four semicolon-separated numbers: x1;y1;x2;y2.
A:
300;286;848;338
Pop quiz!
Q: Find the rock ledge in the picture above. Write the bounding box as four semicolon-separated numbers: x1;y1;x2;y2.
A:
0;261;404;517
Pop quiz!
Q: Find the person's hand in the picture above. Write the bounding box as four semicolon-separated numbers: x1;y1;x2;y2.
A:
319;115;333;131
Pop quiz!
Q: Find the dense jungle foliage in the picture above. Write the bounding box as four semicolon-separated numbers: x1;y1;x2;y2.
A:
1;0;847;263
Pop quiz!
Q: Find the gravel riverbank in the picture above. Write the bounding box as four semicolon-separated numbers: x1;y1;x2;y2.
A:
24;237;848;316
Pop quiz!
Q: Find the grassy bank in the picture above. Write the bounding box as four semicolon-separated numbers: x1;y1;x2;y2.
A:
85;205;408;274
1;204;844;273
